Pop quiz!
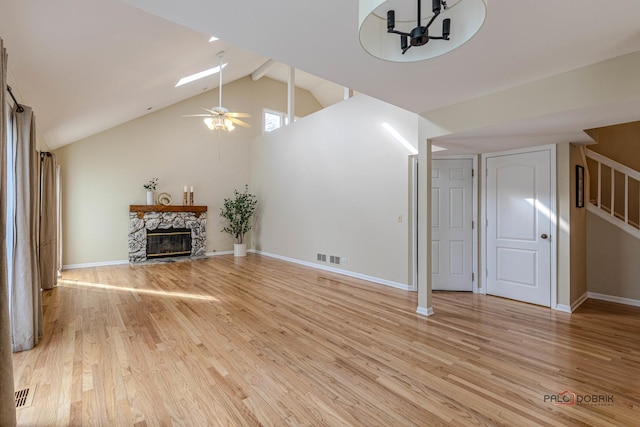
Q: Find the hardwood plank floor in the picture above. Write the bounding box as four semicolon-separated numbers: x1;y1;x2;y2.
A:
12;254;640;426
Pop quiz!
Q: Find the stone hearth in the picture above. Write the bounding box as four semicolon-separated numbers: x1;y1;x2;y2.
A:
128;206;207;263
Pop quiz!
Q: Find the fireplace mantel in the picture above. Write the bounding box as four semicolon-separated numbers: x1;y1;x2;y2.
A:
129;205;207;219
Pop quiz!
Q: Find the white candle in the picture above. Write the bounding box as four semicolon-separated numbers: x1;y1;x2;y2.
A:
183;186;187;192
190;186;194;192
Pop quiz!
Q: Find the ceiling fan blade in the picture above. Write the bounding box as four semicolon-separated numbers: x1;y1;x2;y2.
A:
227;117;251;128
182;114;213;117
227;112;251;118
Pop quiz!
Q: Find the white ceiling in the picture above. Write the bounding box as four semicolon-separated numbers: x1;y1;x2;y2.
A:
0;0;344;148
2;0;640;150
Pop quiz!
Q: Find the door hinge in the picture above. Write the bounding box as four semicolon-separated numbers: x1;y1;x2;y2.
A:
472;169;474;177
472;272;475;282
472;220;474;229
486;268;488;277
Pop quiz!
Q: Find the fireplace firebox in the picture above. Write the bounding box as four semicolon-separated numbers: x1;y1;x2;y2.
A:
146;228;191;259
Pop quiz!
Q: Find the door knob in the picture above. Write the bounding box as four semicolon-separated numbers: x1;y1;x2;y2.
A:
541;234;548;239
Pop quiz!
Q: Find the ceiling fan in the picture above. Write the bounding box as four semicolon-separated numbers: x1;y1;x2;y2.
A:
183;51;251;131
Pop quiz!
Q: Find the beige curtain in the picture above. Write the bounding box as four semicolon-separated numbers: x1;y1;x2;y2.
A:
0;38;17;427
39;153;57;290
9;103;42;352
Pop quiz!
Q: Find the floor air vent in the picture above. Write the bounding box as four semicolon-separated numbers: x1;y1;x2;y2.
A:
15;385;36;408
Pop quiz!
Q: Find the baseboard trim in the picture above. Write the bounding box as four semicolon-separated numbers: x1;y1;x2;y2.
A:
253;250;411;291
63;259;129;270
63;251;234;270
205;251;234;256
587;292;640;308
554;304;572;314
416;306;434;317
555;292;589;313
571;292;589;311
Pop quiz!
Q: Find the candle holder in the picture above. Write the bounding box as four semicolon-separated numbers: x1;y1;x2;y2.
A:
183;191;188;206
189;191;194;206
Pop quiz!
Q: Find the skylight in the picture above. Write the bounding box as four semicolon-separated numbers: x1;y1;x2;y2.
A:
175;63;227;87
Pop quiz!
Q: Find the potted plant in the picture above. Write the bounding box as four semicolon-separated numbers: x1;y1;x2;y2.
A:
143;177;159;205
220;185;258;257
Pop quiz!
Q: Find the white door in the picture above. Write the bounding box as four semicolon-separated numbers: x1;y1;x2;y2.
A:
485;150;552;306
432;159;473;291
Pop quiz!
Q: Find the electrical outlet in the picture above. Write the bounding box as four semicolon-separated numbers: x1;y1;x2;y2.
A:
397;214;403;223
341;257;347;264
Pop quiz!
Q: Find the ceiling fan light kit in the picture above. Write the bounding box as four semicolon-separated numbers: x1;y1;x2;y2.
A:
204;114;235;132
359;0;487;62
183;51;251;132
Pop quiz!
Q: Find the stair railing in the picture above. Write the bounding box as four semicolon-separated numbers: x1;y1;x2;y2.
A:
585;149;640;239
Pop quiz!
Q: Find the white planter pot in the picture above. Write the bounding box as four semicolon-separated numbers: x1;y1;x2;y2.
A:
234;243;247;257
146;190;155;205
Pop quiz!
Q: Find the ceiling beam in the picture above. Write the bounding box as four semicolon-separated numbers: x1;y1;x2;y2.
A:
251;59;277;81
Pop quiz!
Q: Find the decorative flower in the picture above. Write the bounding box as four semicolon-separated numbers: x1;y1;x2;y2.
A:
143;177;159;191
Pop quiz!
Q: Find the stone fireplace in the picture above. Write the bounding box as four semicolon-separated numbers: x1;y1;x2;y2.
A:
128;205;207;264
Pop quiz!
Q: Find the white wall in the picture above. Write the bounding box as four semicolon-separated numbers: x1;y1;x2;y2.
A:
55;77;321;266
251;94;420;287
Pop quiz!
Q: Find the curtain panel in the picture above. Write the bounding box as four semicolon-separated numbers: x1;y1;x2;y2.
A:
0;37;18;427
39;152;57;290
9;104;42;352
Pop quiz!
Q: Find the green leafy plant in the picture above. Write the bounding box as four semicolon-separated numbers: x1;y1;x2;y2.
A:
220;185;258;244
143;177;159;191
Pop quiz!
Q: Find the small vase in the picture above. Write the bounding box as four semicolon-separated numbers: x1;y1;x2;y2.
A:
234;243;247;257
146;190;155;205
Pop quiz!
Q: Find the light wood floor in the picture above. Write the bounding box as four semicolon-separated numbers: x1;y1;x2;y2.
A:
12;254;640;426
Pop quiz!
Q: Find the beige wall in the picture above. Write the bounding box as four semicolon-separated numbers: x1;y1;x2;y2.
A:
586;120;640;171
55;76;321;266
587;213;640;300
557;143;588;309
585;120;640;301
251;94;419;287
569;144;588;305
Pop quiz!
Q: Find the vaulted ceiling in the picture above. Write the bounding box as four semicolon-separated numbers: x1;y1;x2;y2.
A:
2;0;640;151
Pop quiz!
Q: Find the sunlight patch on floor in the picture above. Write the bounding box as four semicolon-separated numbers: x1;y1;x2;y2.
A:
58;279;219;301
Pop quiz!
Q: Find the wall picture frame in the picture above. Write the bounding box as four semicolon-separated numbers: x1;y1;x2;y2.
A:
576;165;585;208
